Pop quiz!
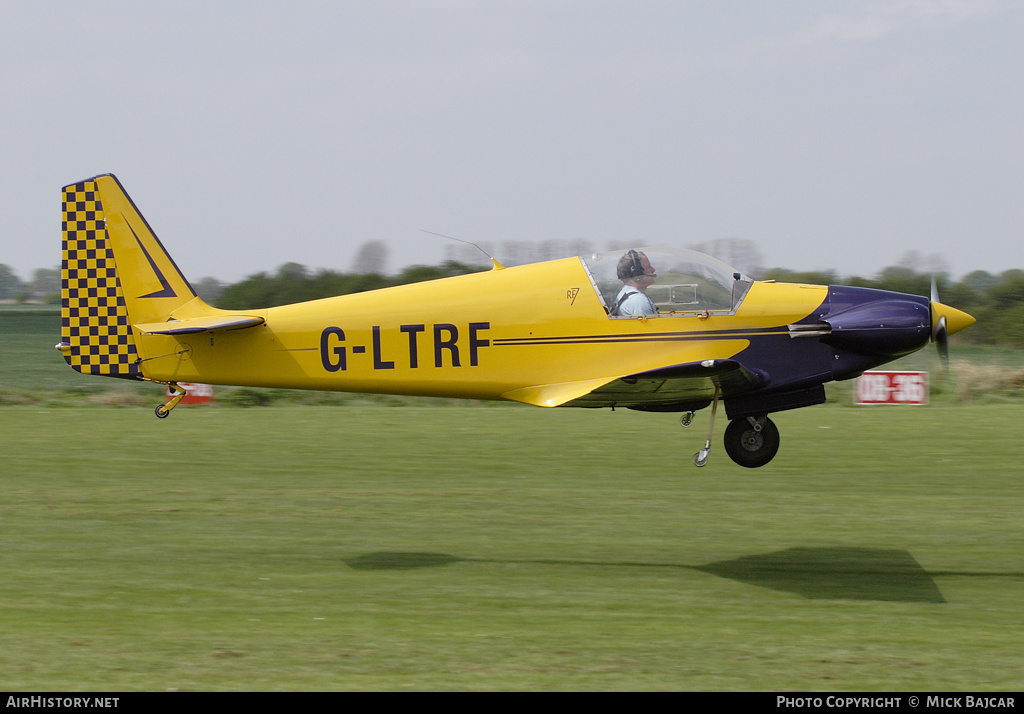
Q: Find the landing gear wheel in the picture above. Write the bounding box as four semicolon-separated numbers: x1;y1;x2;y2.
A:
724;416;780;468
154;383;186;419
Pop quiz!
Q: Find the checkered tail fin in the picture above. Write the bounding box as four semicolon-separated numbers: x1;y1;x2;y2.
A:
60;174;198;379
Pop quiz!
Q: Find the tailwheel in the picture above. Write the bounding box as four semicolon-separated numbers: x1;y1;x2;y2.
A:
154;383;187;419
724;416;780;468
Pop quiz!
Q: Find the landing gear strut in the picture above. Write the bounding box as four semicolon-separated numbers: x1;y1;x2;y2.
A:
692;388;719;467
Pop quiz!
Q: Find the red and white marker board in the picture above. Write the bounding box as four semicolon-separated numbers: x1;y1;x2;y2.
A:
855;371;928;405
164;382;215;404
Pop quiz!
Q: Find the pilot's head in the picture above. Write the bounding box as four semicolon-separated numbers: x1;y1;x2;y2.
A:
617;250;657;285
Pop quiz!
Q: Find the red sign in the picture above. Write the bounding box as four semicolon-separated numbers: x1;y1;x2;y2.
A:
855;371;928;405
164;382;215;404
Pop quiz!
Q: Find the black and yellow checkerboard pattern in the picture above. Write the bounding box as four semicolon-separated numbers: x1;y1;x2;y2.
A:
61;180;141;379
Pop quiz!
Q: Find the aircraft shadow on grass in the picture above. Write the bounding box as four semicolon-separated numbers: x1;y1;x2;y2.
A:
343;547;1000;603
692;547;946;603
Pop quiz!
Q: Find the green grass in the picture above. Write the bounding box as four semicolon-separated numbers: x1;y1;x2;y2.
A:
0;311;80;393
1;404;1022;690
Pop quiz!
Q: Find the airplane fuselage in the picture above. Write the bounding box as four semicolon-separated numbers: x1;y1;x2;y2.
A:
135;258;836;408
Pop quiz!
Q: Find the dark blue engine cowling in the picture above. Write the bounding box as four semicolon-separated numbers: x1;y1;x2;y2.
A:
724;284;933;418
822;286;931;380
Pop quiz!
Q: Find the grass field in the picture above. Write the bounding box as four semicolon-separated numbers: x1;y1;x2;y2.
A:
1;403;1022;690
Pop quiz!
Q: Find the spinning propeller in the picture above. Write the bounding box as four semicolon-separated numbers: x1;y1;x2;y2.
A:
930;277;975;369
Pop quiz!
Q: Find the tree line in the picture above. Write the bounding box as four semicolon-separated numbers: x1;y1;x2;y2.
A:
212;261;488;310
0;266;60;303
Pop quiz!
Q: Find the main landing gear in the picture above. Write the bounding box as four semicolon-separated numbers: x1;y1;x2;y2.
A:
723;416;780;468
685;390;780;468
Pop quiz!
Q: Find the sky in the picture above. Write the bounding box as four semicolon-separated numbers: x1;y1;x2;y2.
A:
2;0;1022;283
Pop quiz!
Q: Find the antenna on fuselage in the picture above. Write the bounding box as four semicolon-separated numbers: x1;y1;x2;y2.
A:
421;230;505;270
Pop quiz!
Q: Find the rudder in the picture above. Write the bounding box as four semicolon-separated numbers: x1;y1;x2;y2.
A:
60;174;198;379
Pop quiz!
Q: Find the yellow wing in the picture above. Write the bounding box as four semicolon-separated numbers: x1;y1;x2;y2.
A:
503;359;769;409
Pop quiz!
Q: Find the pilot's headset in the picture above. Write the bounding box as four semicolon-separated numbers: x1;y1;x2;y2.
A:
617;249;648;281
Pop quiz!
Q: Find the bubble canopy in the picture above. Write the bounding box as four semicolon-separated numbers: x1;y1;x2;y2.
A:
580;247;753;317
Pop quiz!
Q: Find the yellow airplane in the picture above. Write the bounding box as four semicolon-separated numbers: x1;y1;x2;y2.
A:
57;174;975;468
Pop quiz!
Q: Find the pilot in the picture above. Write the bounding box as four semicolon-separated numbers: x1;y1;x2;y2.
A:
612;249;658;316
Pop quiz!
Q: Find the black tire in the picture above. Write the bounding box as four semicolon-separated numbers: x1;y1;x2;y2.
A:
155;405;170;419
724;416;779;468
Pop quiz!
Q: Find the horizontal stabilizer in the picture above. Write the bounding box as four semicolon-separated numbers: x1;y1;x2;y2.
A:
134;315;265;335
